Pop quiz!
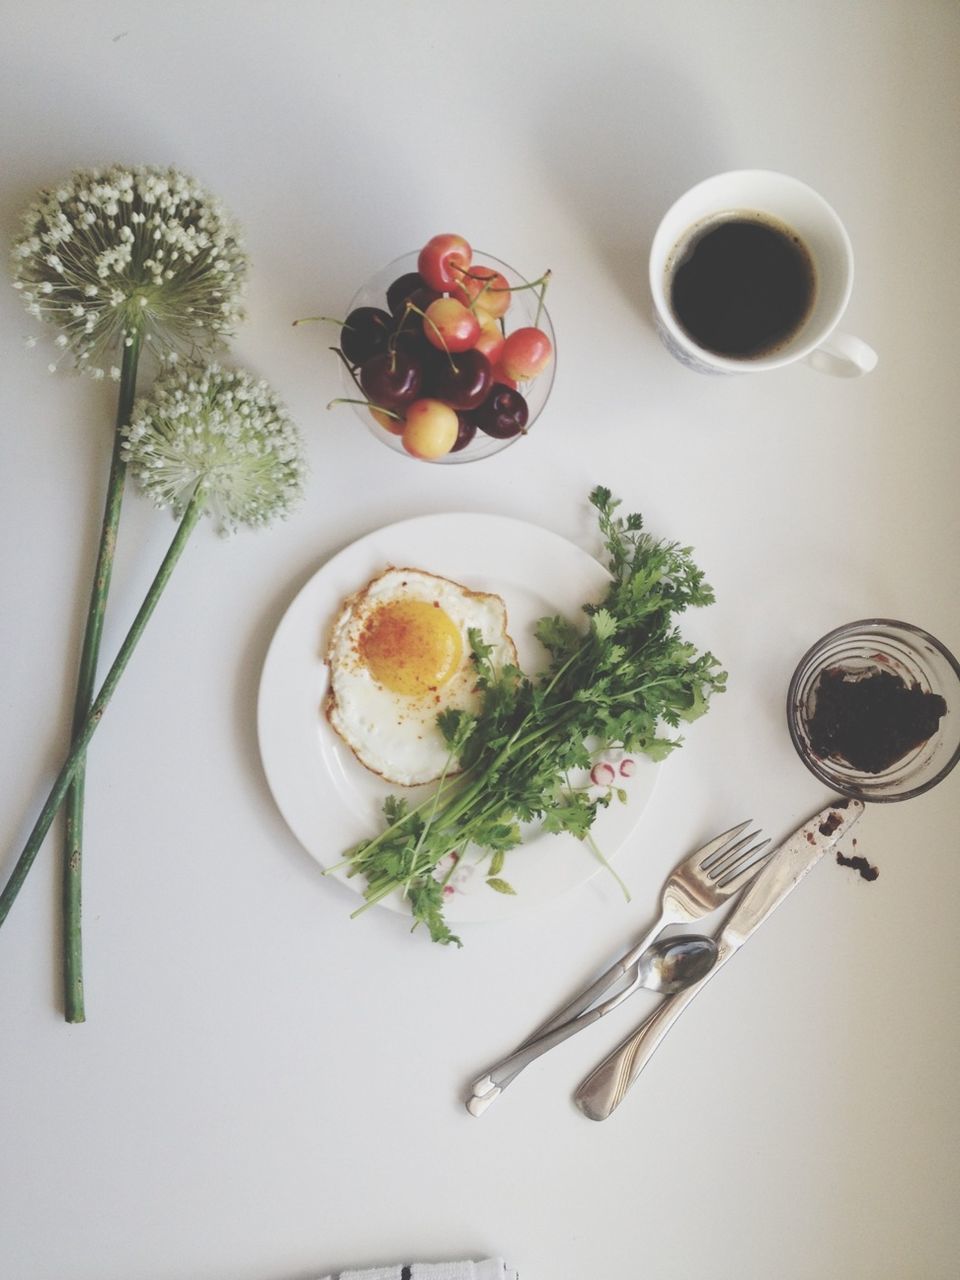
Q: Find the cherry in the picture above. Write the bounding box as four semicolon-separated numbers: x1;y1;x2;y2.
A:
473;311;505;366
387;272;425;313
466;383;529;438
453;266;511;318
387;272;440;317
359;349;422;409
423;297;481;353
428;348;493;410
370;406;405;436
499;326;553;380
418;234;472;293
451;416;478;452
391;325;434;366
402;399;459;459
489;365;518;390
340;307;393;365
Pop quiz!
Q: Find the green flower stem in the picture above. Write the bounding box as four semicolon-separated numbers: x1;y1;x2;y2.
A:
62;329;142;1024
0;486;205;931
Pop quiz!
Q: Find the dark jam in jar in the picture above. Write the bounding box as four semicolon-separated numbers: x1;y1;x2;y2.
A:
807;667;947;773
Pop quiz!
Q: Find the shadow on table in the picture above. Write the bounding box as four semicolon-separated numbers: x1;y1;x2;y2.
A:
533;49;726;326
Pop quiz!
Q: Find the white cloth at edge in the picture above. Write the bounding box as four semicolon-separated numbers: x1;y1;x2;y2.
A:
321;1259;518;1280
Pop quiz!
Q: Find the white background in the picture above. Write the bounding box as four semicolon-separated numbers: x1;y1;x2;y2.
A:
1;3;958;1278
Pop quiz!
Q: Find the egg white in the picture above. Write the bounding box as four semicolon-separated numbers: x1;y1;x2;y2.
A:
324;567;517;785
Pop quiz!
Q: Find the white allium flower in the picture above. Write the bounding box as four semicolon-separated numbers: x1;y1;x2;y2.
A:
122;364;306;533
11;165;247;376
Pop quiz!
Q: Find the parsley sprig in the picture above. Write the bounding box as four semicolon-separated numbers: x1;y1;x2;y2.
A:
336;487;726;946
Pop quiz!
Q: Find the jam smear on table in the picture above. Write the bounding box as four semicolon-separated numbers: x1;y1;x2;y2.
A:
836;847;879;882
808;667;947;773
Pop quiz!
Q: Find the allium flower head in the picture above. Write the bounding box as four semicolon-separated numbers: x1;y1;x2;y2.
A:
122;364;305;533
11;165;247;376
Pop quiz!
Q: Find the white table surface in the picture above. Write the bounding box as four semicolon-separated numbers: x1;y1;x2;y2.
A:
1;3;958;1278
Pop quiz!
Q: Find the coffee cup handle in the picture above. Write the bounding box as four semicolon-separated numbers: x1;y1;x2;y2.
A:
806;331;878;377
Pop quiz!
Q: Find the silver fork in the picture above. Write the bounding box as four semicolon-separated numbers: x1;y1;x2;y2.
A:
467;820;771;1115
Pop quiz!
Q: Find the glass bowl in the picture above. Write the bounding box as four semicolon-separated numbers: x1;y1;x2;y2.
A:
786;619;960;802
337;250;555;464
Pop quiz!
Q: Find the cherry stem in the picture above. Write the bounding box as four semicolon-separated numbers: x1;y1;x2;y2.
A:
464;276;497;316
386;311;410;357
292;314;345;328
458;267;552;318
404;301;459;373
330;346;364;393
326;397;403;421
534;270;552;329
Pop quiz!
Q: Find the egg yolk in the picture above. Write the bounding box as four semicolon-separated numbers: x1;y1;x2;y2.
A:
359;599;463;695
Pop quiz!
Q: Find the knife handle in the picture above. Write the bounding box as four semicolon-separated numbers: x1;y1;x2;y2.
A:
574;974;709;1121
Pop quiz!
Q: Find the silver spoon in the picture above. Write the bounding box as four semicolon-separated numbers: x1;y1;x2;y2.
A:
467;934;718;1115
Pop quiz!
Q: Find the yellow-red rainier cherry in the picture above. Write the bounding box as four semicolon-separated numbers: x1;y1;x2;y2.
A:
370;406;405;436
499;326;553;381
418;233;472;293
423;297;481;353
453;266;511;318
401;399;459;459
474;311;506;365
489;365;518;390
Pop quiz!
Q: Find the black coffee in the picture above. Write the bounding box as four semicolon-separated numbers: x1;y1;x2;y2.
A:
668;214;815;358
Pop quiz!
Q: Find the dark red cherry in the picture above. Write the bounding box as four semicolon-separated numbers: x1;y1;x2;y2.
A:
428;349;493;411
391;325;433;366
466;382;529;438
340;307;392;365
386;272;439;316
451;416;478;452
359;350;422;410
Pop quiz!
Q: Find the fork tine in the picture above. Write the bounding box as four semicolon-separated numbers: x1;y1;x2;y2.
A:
716;838;773;888
704;828;764;877
695;819;752;869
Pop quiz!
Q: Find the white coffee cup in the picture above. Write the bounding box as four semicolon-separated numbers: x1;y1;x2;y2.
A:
649;170;877;377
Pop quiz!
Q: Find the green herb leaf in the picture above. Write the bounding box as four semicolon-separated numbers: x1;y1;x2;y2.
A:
486;877;517;895
535;614;580;659
591;608;617;640
437;707;476;752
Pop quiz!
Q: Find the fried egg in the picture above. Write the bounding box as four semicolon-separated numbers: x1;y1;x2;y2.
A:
324;567;517;786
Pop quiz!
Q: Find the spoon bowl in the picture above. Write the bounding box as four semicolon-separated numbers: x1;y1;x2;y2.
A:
640;934;718;994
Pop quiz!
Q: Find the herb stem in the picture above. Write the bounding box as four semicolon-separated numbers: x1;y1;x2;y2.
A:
326;770;471;875
404;746;460;892
584;830;632;901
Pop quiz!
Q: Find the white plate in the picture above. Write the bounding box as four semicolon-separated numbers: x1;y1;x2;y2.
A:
257;513;658;924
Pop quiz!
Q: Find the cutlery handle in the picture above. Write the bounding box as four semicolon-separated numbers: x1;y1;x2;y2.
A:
467;998;615;1115
466;917;666;1116
574;973;710;1121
